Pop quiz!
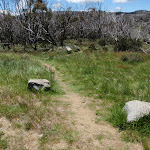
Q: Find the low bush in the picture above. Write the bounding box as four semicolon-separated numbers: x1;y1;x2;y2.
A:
121;54;144;63
99;38;115;46
77;39;83;45
102;46;108;52
114;38;143;52
99;38;107;46
88;44;97;51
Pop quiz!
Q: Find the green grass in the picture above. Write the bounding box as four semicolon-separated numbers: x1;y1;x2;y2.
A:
47;51;150;103
0;53;63;120
39;123;78;148
0;53;61;95
39;50;150;143
0;53;73;149
0;130;7;149
1;49;149;148
0;139;8;149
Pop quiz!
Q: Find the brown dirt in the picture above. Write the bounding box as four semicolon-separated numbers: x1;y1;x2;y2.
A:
43;63;143;150
0;117;41;150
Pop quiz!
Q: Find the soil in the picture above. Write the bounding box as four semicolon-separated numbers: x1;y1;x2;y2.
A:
43;63;143;150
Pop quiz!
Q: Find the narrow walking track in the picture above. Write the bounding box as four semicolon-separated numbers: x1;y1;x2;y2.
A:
43;63;143;150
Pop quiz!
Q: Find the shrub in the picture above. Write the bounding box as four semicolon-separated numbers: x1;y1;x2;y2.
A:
99;38;106;46
99;38;115;46
88;44;97;51
77;39;83;45
107;38;115;45
102;46;108;52
114;38;143;52
88;31;97;39
121;54;144;63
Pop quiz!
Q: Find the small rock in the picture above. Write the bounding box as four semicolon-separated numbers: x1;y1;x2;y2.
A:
123;100;150;122
39;134;43;138
28;79;50;91
66;46;72;54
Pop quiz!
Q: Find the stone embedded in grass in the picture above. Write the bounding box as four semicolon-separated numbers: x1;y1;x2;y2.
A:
66;46;72;54
123;100;150;122
28;79;50;91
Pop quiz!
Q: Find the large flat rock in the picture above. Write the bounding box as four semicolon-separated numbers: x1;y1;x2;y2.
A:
28;79;50;91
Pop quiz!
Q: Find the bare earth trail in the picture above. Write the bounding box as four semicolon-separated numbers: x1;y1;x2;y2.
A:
43;63;143;150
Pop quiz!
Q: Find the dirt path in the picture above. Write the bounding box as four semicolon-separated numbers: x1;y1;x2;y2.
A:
43;63;143;150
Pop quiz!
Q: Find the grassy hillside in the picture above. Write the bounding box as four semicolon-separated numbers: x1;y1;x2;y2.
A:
0;49;149;149
40;50;150;145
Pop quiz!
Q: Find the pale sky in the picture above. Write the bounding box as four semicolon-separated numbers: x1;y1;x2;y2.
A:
1;0;150;12
49;0;150;12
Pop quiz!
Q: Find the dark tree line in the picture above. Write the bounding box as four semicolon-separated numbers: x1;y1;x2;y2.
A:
0;0;150;51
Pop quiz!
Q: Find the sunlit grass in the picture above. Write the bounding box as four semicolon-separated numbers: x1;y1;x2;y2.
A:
0;53;73;149
41;50;150;143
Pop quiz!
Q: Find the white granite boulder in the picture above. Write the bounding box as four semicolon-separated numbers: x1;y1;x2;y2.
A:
123;100;150;122
66;46;72;54
28;79;50;91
